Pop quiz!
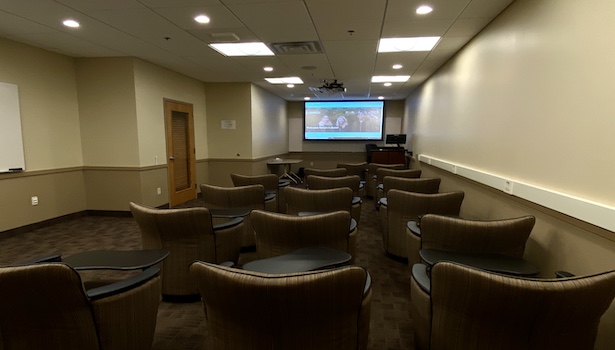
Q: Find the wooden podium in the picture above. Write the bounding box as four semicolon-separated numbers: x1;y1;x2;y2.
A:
369;147;406;165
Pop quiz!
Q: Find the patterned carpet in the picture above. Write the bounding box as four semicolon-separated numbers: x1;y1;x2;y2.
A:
0;196;414;350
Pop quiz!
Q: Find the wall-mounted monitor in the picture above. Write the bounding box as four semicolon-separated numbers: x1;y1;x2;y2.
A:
385;134;406;146
303;100;384;141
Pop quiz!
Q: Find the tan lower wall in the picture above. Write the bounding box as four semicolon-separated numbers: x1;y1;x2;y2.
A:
415;162;615;349
0;169;86;232
83;167;143;211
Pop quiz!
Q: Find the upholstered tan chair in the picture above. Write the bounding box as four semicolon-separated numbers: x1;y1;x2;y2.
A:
379;190;464;260
305;175;362;222
303;167;347;178
410;261;615;350
337;161;368;180
190;262;372;350
373;168;421;204
0;263;161;350
414;214;536;264
337;162;368;196
376;177;441;207
129;202;243;299
200;183;265;248
284;186;353;216
250;209;357;263
230;173;279;212
365;163;405;198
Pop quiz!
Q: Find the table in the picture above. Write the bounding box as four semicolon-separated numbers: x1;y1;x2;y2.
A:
419;249;539;277
407;220;421;236
267;158;303;183
63;249;170;271
242;246;351;274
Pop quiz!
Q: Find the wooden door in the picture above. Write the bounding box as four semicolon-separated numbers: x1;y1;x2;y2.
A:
164;99;196;206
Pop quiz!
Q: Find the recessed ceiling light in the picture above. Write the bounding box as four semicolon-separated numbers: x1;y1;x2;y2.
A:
392;64;403;70
378;37;440;52
263;66;274;72
416;5;433;15
194;15;210;24
265;77;304;84
209;42;274;56
378;96;385;100
62;19;80;28
372;75;410;83
287;84;295;88
384;82;392;87
304;97;311;100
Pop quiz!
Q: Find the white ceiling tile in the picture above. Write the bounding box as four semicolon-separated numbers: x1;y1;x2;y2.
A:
382;19;454;38
227;2;318;42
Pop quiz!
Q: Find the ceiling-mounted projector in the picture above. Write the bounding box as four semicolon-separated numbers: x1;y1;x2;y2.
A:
309;79;346;93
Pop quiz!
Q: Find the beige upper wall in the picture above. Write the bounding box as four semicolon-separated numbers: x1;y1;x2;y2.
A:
133;60;209;165
407;0;615;207
76;58;139;167
251;85;287;159
288;100;405;152
0;38;83;171
204;83;252;159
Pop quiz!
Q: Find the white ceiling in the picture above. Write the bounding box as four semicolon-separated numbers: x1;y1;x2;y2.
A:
0;0;514;101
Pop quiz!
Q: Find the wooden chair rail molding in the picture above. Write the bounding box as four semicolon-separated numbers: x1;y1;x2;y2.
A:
418;154;615;234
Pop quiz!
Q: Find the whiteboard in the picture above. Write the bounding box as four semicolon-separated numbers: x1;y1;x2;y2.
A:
0;82;25;172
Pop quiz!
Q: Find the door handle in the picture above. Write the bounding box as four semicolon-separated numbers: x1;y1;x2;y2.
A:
169;156;175;160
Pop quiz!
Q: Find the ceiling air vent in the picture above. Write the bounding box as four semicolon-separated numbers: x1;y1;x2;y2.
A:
268;41;323;55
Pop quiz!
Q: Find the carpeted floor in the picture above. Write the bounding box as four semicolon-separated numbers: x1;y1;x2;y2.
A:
0;196;415;350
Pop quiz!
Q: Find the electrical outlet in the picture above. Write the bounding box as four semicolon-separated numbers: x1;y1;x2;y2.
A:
157;187;162;195
504;181;514;194
310;162;314;166
31;196;39;206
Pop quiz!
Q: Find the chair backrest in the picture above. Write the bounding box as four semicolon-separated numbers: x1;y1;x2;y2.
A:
200;183;265;210
337;162;368;180
303;167;348;178
0;263;100;349
429;261;615;350
129;202;224;296
387;190;465;224
420;214;536;258
284;186;353;215
367;162;405;177
382;176;441;195
230;173;278;193
250;210;352;258
306;175;361;195
190;262;371;350
376;168;421;182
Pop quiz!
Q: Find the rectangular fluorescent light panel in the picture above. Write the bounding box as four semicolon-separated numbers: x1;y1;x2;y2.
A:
209;42;274;56
378;37;441;52
265;77;304;84
371;75;410;83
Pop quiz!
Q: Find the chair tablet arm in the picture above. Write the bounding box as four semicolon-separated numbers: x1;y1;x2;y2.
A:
13;253;63;266
379;197;388;207
411;264;431;294
213;216;244;231
86;267;160;300
555;270;575;278
219;261;236;268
